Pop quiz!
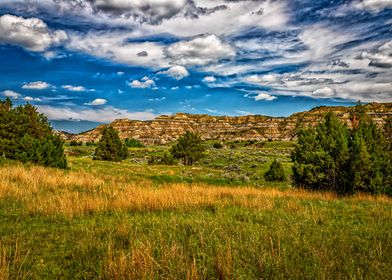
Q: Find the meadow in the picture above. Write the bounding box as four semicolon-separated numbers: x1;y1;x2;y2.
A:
0;141;391;279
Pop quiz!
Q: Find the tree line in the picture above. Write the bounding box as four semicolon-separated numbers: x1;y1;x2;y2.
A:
1;97;390;196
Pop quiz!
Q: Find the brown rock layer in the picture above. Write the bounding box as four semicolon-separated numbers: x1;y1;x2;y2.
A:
61;103;392;144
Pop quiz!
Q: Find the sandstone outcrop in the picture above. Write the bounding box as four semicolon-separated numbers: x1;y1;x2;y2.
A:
60;103;392;144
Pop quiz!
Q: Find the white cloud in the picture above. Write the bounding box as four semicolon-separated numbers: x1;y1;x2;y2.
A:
22;81;51;90
165;34;235;66
143;0;288;36
67;32;168;69
37;105;157;122
312;87;336;98
158;65;189;80
62;85;94;92
202;76;217;83
353;0;392;11
2;90;20;99
253;92;277;101
0;14;67;52
24;96;42;102
86;0;187;24
358;40;392;68
85;98;107;106
171;86;179;90
128;76;156;88
246;74;281;85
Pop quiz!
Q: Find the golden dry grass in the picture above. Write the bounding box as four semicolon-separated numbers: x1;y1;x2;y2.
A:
1;164;391;218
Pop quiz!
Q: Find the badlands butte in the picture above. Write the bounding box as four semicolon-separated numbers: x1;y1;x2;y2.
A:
61;102;392;144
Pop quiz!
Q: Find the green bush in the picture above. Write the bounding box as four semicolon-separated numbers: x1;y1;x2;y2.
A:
264;159;286;182
212;142;223;149
124;138;145;148
171;131;206;166
93;126;128;162
70;140;83;146
0;98;67;168
159;151;177;165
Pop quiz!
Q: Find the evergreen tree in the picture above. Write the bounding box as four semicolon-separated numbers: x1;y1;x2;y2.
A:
94;126;128;161
264;159;286;182
292;112;350;194
170;131;205;165
292;106;391;196
0;98;66;168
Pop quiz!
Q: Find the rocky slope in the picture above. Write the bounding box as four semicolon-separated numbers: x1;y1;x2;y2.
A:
60;103;392;144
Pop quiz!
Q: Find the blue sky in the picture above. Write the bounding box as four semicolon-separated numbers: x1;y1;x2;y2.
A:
0;0;391;133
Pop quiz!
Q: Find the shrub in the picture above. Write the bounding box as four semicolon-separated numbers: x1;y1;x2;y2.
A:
159;151;177;165
213;142;223;149
124;138;145;148
171;131;206;166
70;140;82;146
264;159;286;182
0;98;67;168
93;126;128;161
86;141;96;146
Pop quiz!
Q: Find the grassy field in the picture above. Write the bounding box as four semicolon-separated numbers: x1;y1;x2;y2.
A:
1;141;391;279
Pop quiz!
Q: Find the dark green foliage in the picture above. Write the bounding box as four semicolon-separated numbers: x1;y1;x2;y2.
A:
159;151;177;165
292;107;391;195
171;131;206;165
264;159;286;182
124;138;145;148
213;142;223;149
70;140;83;146
86;141;96;146
93;126;128;161
0;98;67;168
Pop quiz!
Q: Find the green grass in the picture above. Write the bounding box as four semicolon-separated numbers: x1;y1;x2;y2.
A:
1;196;391;279
1;141;391;279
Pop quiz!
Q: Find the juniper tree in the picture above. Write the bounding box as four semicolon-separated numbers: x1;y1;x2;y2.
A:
170;131;205;165
94;126;128;161
0;98;67;168
264;159;286;182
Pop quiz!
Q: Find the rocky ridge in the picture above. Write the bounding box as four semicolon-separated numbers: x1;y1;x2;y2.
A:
60;103;392;144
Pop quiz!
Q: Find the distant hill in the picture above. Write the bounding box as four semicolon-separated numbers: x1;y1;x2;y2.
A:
58;103;392;144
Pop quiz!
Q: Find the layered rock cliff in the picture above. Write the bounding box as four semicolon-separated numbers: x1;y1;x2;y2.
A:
61;103;392;144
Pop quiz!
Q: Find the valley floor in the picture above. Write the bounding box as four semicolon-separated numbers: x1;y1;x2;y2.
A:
0;142;391;279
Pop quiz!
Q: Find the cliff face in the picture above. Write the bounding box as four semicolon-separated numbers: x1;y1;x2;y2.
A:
62;103;392;144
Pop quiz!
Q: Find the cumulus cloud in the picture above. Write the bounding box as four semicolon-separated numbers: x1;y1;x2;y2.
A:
202;76;217;83
37;105;157;122
0;14;67;52
67;32;168;69
357;40;392;68
22;81;51;90
246;74;281;85
85;98;107;106
312;87;336;98
128;76;156;88
253;92;277;101
24;96;42;102
62;85;94;92
158;65;189;80
165;34;235;66
2;90;21;99
86;0;188;24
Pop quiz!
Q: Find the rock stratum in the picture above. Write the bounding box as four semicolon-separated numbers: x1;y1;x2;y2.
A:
60;103;392;144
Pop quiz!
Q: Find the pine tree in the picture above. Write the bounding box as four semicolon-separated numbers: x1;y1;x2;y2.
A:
0;98;67;168
170;131;205;165
292;112;350;193
94;126;128;161
264;159;286;182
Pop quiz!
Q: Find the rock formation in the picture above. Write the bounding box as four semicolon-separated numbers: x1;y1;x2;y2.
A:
59;103;392;144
